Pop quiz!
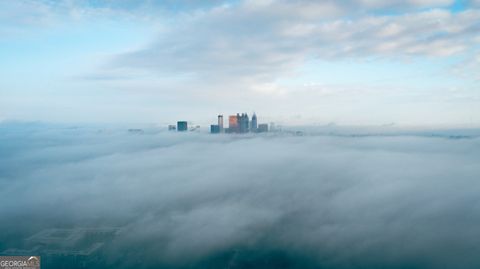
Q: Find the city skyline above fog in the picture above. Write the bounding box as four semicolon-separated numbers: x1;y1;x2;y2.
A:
1;0;479;126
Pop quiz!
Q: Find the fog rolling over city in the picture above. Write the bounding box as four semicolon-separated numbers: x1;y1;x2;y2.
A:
1;0;480;268
1;123;480;268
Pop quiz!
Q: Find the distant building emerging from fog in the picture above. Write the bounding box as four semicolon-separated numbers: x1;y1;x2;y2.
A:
228;115;238;133
190;125;201;132
213;112;269;134
177;121;188;132
238;113;249;133
251;113;257;132
128;129;144;134
269;122;275;132
175;112;270;135
210;125;220;133
258;123;268;133
218;115;223;133
226;113;251;133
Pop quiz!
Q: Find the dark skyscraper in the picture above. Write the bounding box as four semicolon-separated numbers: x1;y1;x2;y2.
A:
177;121;188;131
251;113;257;132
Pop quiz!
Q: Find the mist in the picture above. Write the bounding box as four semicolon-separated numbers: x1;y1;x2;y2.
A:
1;122;480;269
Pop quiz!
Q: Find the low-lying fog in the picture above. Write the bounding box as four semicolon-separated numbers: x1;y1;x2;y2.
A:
1;122;479;269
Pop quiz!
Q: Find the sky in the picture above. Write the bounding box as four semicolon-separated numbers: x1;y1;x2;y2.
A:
0;0;479;126
1;122;480;268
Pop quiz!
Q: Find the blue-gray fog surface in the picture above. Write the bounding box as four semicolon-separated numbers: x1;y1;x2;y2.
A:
1;122;480;269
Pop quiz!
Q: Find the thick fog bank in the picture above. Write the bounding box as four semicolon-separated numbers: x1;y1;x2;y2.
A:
1;123;480;269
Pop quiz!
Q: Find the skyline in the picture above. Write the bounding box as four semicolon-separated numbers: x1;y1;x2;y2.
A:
1;0;480;126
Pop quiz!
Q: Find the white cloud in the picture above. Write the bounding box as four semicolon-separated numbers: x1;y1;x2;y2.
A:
1;123;480;268
1;0;479;124
110;4;480;87
358;0;454;9
3;0;478;83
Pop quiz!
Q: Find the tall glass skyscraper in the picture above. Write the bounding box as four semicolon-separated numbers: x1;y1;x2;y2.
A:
229;115;238;133
251;113;257;132
218;115;223;133
239;113;249;133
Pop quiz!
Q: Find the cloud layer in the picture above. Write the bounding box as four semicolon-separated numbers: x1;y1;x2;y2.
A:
113;1;480;80
1;123;480;268
1;0;479;125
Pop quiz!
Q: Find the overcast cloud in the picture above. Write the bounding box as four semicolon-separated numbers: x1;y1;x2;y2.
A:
1;123;480;268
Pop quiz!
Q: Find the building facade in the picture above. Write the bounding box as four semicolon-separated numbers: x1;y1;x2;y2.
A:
251;113;257;132
218;115;223;133
258;123;268;133
177;121;188;131
229;115;238;133
238;113;249;133
210;125;220;133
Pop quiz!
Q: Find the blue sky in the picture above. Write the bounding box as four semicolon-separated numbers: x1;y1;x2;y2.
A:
0;0;479;126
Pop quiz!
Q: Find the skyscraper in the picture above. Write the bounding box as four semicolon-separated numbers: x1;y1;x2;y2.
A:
258;123;268;133
218;115;223;133
210;125;220;134
229;115;238;133
239;113;249;133
177;121;188;131
251;113;257;132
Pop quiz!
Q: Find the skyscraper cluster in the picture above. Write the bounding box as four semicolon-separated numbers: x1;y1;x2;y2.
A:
211;112;268;134
170;113;270;134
